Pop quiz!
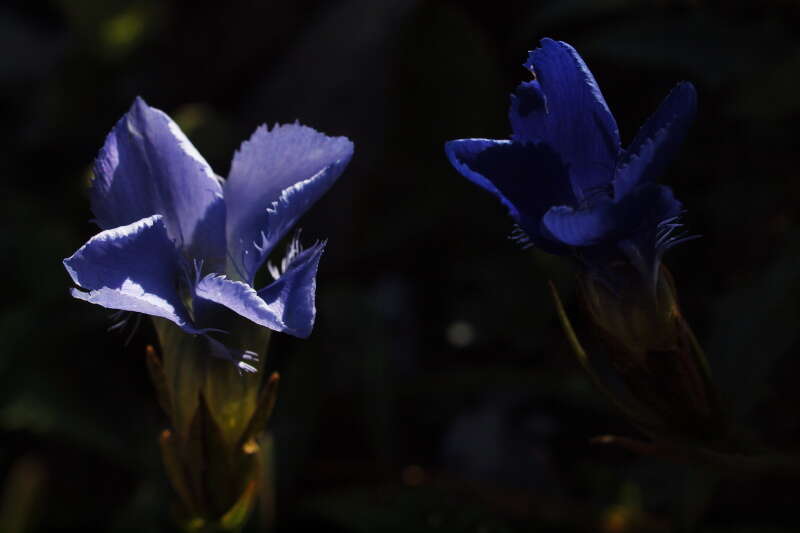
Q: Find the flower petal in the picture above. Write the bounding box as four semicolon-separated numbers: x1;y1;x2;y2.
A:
193;241;324;338
445;138;574;253
194;275;286;333
508;80;547;141
515;38;620;194
224;123;352;282
445;139;520;220
543;184;681;247
90;97;226;265
541;198;618;247
257;240;325;339
614;82;697;199
63;215;197;331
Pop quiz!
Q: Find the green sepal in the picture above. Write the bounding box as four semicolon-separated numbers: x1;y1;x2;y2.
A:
153;318;206;438
202;347;267;451
152;318;271;448
159;428;198;516
549;281;661;434
145;344;173;422
237;372;280;450
219;478;258;531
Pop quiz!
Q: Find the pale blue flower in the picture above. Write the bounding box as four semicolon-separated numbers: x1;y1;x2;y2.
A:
64;98;353;370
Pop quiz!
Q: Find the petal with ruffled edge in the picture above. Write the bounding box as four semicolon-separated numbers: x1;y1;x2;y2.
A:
512;38;620;195
543;183;681;247
445;138;574;253
90;97;226;266
193;241;325;339
63;215;198;332
258;241;325;338
614;82;697;199
224;123;352;283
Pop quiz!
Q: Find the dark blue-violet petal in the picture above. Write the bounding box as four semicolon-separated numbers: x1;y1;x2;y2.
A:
63;215;198;332
541;197;618;247
193;241;325;338
516;38;620;195
508;80;547;141
90;97;226;267
620;183;682;233
445;138;521;222
543;183;681;247
257;240;326;339
614;82;697;199
445;138;574;253
224;123;352;283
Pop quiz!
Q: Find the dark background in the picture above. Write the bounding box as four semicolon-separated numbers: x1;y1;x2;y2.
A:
3;0;800;531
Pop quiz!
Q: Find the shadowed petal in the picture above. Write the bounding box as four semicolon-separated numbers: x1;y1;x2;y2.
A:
508;80;546;142
614;82;697;199
194;275;286;333
517;38;620;194
445;138;574;253
543;184;681;247
542;198;617;247
224;123;352;282
445;139;520;221
90;97;226;265
63;215;197;331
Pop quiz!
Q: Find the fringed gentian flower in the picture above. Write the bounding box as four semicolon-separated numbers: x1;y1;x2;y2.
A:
445;40;730;448
445;38;696;289
64;97;353;371
63;97;353;529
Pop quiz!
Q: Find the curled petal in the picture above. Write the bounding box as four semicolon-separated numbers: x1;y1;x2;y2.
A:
543;184;681;247
542;198;618;247
194;275;286;333
63;215;197;332
193;241;325;338
224;123;352;282
517;38;620;194
445;138;573;253
91;97;226;265
445;139;521;221
257;240;326;339
614;82;697;199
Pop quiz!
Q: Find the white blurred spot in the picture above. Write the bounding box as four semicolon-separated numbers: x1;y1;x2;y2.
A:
446;320;476;348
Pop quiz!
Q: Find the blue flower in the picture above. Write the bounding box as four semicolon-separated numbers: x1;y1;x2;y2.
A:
445;38;696;282
64;97;353;370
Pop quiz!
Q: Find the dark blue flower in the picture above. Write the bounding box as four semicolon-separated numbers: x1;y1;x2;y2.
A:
64;97;353;370
445;38;696;281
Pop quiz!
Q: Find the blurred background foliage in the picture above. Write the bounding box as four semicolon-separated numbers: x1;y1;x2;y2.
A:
2;0;800;531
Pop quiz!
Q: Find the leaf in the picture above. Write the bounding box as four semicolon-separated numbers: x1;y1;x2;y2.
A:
0;455;46;533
